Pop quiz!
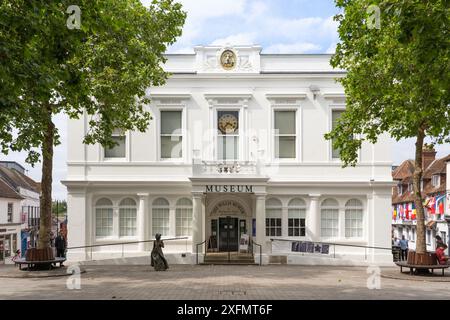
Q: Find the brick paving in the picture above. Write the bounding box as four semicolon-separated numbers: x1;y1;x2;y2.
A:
1;264;450;300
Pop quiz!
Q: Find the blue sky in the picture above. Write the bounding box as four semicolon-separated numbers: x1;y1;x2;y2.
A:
1;0;449;199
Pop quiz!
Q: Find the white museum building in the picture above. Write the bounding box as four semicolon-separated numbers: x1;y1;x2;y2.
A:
64;45;393;265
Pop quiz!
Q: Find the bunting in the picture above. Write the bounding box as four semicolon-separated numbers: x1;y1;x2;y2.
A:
411;202;417;220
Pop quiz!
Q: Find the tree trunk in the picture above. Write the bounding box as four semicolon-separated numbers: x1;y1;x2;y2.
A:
37;105;54;249
413;126;426;255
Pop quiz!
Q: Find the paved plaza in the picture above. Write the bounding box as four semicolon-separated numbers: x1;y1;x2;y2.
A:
1;264;450;300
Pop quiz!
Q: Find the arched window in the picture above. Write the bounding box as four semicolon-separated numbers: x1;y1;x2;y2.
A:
345;199;363;238
119;198;137;237
152;198;169;237
176;198;192;237
266;198;282;237
288;198;306;237
95;198;113;237
321;198;339;238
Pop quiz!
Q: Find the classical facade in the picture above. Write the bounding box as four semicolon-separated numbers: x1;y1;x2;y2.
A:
64;45;393;265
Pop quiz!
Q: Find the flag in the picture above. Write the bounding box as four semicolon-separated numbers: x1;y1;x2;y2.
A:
427;196;436;214
393;207;397;220
405;203;411;220
411;203;417;220
399;204;404;219
436;195;445;215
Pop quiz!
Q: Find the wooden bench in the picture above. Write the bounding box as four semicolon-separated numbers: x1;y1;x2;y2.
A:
395;261;449;276
14;257;66;271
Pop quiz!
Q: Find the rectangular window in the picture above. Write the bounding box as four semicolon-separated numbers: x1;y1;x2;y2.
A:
345;209;363;238
218;111;239;160
426;230;431;245
331;110;344;159
432;175;440;187
176;207;193;237
274;110;296;159
321;209;339;238
161;110;183;159
104;134;126;158
152;208;170;237
397;184;403;195
412;228;416;242
288;207;306;237
265;218;282;237
119;208;137;237
95;208;113;237
7;203;13;223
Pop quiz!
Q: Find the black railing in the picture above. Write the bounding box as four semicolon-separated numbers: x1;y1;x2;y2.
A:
67;237;189;260
195;240;207;265
251;239;262;266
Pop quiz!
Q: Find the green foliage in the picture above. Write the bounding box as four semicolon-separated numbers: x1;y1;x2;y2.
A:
52;200;67;215
0;0;186;164
326;0;450;166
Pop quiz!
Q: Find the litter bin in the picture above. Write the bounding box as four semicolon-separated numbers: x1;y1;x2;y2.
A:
392;246;401;262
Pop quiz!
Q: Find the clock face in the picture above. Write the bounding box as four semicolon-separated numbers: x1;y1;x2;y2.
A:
218;114;238;134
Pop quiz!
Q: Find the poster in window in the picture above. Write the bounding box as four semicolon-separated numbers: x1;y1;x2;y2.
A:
291;241;299;252
321;244;330;255
306;242;314;253
314;243;322;253
299;242;307;253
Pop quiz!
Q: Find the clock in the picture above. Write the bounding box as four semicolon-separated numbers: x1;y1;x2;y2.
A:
218;113;238;134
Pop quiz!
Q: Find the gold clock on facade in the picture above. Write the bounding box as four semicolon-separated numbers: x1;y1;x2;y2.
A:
220;50;237;70
218;114;238;134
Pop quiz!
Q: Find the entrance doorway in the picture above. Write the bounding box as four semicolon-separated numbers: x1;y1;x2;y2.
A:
219;217;239;252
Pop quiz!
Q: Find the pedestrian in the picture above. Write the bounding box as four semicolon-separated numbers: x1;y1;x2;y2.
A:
436;235;444;248
436;243;449;265
399;235;409;261
55;232;67;265
12;250;20;262
393;237;400;247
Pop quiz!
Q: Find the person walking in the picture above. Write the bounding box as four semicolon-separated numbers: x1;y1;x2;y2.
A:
399;235;409;261
55;232;67;265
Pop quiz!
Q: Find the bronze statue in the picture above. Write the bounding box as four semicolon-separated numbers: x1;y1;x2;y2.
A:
151;233;169;271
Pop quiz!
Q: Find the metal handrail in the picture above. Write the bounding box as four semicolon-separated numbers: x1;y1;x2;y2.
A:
251;239;262;266
67;237;188;250
196;240;207;265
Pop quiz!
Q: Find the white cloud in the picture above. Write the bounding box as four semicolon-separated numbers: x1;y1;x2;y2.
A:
176;0;247;20
326;43;337;54
210;33;258;46
265;42;321;53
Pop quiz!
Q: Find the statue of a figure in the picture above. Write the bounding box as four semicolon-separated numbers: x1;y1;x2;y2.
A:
151;234;169;271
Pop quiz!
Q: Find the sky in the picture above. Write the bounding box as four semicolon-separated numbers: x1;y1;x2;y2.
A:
1;0;449;200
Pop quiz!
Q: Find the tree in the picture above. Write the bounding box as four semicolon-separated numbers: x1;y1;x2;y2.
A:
325;0;449;260
0;0;186;251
